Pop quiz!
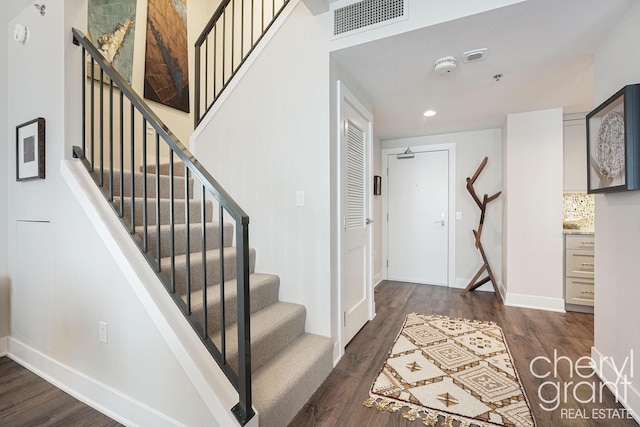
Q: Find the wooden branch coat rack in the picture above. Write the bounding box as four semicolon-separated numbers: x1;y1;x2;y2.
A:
461;157;503;303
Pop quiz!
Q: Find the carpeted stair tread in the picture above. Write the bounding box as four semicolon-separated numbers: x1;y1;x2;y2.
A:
211;301;306;374
102;169;193;199
253;333;333;427
189;273;280;333
146;161;186;177
115;196;213;226
166;248;257;294
139;222;234;258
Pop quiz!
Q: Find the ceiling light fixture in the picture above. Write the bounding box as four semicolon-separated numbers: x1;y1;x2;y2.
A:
423;110;437;117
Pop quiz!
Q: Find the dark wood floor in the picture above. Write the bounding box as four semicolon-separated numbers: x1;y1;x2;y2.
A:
2;282;637;426
290;281;639;427
0;357;121;427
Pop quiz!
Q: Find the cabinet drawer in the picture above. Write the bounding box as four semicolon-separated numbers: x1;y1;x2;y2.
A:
566;277;594;306
566;249;594;278
566;235;595;250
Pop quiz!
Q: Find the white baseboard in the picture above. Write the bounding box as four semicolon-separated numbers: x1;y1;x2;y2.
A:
591;345;640;424
504;292;565;312
8;337;181;427
332;341;343;368
0;336;8;357
374;272;384;288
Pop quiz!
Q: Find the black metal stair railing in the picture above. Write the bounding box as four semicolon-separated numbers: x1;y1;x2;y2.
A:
72;28;254;425
194;0;291;126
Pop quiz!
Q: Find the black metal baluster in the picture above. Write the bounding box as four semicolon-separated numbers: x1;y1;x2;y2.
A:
81;47;86;155
90;58;95;171
169;150;176;293
185;165;191;313
99;69;104;186
233;219;253;423
119;92;124;217
130;103;135;235
204;38;208;114
109;80;114;201
231;0;235;74
222;9;226;88
241;0;244;65
201;185;208;338
251;0;255;46
155;132;161;272
213;26;217;99
219;206;226;364
142;119;148;252
194;43;200;127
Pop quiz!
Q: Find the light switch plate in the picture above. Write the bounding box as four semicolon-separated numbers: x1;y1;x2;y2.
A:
296;191;305;206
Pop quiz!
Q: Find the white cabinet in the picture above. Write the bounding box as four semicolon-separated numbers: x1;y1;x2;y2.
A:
563;115;588;192
565;234;594;312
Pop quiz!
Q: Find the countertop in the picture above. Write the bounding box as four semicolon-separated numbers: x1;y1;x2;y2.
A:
563;229;595;235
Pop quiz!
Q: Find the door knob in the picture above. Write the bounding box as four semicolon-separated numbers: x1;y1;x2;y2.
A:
366;218;374;224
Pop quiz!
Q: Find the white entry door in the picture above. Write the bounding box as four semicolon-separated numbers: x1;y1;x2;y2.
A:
387;149;449;285
339;83;373;346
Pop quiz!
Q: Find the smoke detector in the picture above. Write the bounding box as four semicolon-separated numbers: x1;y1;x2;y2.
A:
434;56;457;74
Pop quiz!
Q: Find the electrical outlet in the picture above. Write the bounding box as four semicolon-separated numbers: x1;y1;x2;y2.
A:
99;321;108;344
296;190;305;206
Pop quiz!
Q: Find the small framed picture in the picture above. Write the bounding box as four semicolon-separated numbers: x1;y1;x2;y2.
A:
586;84;640;193
16;117;45;181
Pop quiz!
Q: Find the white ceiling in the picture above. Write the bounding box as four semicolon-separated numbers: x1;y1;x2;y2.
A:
330;0;637;141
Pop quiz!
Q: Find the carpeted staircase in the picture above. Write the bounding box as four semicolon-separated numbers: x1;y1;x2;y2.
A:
105;166;333;427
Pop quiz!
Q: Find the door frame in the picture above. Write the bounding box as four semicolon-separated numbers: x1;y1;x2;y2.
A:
336;81;374;354
382;143;456;286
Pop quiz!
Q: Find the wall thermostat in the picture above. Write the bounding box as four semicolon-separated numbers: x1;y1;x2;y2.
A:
13;24;30;44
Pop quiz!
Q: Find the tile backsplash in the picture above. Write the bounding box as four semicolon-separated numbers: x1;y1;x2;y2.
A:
563;192;594;231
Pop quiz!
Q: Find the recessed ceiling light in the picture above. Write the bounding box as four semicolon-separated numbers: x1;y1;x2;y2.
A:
423;110;437;117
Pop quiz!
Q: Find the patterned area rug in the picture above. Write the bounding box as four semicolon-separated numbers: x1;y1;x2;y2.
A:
364;313;536;427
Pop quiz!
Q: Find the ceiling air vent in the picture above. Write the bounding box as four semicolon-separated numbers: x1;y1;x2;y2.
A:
334;0;406;37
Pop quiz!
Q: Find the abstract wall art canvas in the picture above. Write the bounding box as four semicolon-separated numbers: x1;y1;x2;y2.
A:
88;0;137;84
144;0;190;113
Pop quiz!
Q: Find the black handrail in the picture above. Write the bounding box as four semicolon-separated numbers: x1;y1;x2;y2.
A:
72;27;254;425
194;0;291;126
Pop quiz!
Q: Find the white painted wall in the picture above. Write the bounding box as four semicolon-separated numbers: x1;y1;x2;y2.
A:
3;1;238;424
591;1;640;419
382;129;503;291
502;108;564;311
0;15;9;345
191;1;332;338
